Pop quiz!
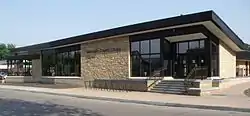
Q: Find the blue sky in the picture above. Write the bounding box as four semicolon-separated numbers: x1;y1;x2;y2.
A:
1;0;250;47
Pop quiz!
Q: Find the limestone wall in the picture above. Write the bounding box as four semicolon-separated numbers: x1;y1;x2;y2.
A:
219;41;236;78
32;59;42;81
81;36;130;81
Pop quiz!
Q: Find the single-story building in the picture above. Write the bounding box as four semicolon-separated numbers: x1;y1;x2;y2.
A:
6;10;250;95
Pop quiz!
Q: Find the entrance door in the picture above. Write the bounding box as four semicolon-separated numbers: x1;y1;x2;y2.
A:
175;54;187;78
174;53;206;78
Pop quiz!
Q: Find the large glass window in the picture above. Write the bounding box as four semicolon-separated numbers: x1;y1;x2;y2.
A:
178;42;188;53
42;45;80;76
189;41;199;50
130;38;161;77
151;39;160;53
140;40;150;54
173;39;207;78
7;59;32;76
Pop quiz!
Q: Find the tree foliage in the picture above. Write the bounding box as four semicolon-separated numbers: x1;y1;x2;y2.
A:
0;43;16;60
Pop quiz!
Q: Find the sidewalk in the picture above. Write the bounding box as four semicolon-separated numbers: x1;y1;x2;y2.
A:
0;84;250;112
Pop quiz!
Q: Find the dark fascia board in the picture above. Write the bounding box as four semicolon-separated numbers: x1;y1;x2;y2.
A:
237;51;250;60
13;10;245;52
211;12;246;50
6;54;40;60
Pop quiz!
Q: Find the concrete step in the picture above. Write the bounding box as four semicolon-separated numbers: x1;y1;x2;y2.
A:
158;81;185;85
153;85;185;89
150;89;185;94
149;80;188;95
156;83;185;86
150;87;186;92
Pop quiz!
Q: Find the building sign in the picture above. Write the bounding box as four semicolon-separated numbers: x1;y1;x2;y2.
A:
86;48;121;53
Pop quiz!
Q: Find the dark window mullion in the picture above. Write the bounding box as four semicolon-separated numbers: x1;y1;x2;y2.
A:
139;41;142;76
149;40;151;76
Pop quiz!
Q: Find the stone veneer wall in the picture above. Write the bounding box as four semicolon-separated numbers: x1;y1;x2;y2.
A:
219;41;236;78
81;36;130;81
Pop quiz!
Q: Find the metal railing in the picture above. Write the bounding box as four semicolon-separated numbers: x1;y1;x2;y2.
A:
184;66;208;94
84;78;132;91
147;67;168;89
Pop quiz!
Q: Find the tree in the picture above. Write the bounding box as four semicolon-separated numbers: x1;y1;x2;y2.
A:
7;43;16;50
0;43;16;60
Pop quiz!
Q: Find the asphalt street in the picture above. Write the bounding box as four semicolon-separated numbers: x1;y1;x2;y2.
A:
0;89;249;116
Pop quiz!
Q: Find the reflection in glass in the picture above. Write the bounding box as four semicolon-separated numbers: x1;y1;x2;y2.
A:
130;39;162;77
200;40;205;48
178;42;188;53
141;40;149;54
189;41;199;50
42;45;80;76
131;42;139;52
151;39;160;53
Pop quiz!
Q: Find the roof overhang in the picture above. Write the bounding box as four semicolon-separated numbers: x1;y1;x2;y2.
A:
237;51;250;61
12;10;246;53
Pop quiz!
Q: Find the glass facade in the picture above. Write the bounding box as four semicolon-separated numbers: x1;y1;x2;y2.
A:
41;45;81;76
130;30;219;79
7;60;32;76
130;38;162;77
173;40;206;78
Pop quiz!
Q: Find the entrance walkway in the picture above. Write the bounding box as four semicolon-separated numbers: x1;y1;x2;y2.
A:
210;81;250;98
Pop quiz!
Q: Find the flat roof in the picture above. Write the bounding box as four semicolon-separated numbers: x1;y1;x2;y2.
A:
13;10;246;52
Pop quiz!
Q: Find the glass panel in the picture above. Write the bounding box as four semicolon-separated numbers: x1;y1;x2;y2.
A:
131;42;139;52
141;40;149;54
141;55;150;76
151;39;160;53
150;54;161;76
178;42;188;53
200;40;205;48
189;41;199;50
41;45;80;76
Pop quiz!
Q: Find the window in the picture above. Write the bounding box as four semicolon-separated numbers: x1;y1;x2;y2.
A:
140;40;150;54
130;38;162;77
7;59;32;76
178;42;188;53
189;41;199;50
151;39;160;53
42;45;80;76
131;42;139;52
200;40;205;48
173;39;207;78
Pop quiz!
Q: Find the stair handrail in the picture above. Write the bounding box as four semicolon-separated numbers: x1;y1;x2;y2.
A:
147;67;168;89
184;66;208;94
131;51;149;64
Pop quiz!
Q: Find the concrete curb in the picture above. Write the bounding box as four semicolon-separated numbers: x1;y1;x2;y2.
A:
1;86;250;113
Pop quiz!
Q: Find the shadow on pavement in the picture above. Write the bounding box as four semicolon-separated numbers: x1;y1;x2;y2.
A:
0;98;104;116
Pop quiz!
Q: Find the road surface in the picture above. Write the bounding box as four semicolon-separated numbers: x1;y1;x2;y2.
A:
0;89;249;116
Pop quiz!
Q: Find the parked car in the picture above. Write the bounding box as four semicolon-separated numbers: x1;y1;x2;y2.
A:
0;72;7;83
